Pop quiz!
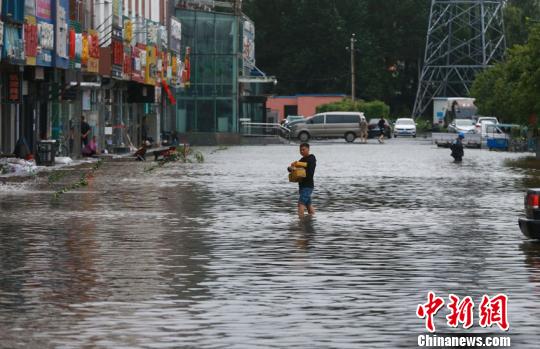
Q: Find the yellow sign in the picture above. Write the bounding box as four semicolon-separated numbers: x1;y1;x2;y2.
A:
124;20;133;43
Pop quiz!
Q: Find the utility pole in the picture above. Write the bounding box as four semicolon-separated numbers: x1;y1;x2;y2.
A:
350;33;357;102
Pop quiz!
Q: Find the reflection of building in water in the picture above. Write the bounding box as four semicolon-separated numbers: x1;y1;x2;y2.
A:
160;182;214;299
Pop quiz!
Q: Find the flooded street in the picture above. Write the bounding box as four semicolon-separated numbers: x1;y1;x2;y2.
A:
1;139;540;348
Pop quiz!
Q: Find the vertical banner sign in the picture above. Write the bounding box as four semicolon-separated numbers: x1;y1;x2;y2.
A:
87;30;100;73
36;0;54;66
0;20;4;47
170;17;181;54
55;0;69;64
24;17;38;65
112;0;122;27
243;20;255;70
9;73;20;102
24;0;37;65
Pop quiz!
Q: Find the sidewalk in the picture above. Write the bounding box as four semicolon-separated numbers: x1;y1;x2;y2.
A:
0;157;100;184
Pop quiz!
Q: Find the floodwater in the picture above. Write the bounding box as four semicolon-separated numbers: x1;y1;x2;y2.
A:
1;139;540;348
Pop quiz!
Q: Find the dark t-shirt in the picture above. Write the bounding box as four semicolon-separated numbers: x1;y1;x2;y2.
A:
81;121;91;136
299;154;316;188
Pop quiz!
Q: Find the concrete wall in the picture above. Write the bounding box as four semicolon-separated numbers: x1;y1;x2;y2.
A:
266;95;346;121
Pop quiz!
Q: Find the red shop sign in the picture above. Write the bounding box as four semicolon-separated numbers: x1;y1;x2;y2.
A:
9;74;20;102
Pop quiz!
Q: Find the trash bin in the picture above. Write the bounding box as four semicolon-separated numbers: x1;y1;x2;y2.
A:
36;140;56;166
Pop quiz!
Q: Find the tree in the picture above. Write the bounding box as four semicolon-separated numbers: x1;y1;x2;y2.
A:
471;24;540;125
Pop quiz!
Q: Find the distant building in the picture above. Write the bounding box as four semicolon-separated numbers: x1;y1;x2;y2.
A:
266;94;346;121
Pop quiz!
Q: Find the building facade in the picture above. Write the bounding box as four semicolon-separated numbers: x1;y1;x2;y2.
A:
0;0;268;156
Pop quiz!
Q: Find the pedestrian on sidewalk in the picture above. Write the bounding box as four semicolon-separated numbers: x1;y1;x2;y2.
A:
359;116;368;143
291;143;316;219
377;117;386;143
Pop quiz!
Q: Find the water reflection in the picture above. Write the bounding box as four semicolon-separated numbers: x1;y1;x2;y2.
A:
0;142;540;347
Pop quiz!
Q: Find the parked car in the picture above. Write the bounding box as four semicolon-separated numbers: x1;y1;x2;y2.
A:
368;118;392;139
393;118;417;138
281;115;305;127
475;116;498;134
519;189;540;239
448;119;476;134
291;112;364;143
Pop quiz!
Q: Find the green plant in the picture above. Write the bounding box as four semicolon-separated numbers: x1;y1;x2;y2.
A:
316;98;390;119
52;159;104;199
144;146;205;173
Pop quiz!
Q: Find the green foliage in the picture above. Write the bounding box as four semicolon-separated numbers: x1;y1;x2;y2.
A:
414;118;432;133
316;98;390;119
52;159;104;199
471;23;540;125
144;146;205;173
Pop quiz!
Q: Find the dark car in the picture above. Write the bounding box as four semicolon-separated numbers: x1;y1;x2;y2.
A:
368;118;392;139
519;189;540;239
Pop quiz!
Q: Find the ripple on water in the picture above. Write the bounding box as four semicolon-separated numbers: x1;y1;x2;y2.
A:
0;142;539;348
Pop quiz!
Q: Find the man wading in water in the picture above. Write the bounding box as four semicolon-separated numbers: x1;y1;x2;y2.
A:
291;143;316;218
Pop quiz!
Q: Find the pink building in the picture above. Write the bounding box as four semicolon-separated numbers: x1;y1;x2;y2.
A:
266;94;346;121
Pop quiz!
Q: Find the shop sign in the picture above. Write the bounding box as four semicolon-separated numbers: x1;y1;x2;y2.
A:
170;18;181;54
147;22;158;45
124;19;133;43
4;24;25;63
36;0;51;19
242;20;255;69
159;26;167;49
76;32;83;60
131;45;145;83
112;0;122;27
123;46;132;80
38;22;54;50
55;0;69;60
9;73;20;102
86;30;99;73
25;0;36;16
112;39;123;66
0;21;4;47
81;32;88;64
68;27;75;58
24;18;38;65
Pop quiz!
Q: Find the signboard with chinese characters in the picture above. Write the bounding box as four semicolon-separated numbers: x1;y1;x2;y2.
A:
131;45;145;83
36;0;51;19
54;0;70;68
36;0;54;67
242;19;255;70
86;30;100;73
170;18;181;54
25;0;36;16
112;0;122;27
24;16;38;65
0;21;4;47
9;73;20;103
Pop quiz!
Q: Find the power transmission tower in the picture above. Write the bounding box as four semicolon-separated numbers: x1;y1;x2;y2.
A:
412;0;506;118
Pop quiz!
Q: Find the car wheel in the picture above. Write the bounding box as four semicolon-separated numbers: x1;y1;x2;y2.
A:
394;134;397;138
298;132;310;142
413;135;417;138
345;132;356;143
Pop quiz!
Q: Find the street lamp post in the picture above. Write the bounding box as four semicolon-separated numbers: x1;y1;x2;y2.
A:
350;34;357;102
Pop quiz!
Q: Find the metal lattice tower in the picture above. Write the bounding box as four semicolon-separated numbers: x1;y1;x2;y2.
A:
412;0;506;117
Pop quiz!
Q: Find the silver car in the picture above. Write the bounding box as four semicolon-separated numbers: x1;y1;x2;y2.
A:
291;112;364;143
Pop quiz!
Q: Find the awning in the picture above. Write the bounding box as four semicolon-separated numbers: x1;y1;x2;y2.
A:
238;66;277;84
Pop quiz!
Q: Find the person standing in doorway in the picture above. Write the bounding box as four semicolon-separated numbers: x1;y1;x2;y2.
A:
359;115;368;143
378;117;386;143
81;115;91;148
291;143;316;219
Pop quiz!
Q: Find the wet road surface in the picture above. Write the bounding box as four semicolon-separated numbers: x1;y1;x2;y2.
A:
1;139;540;348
